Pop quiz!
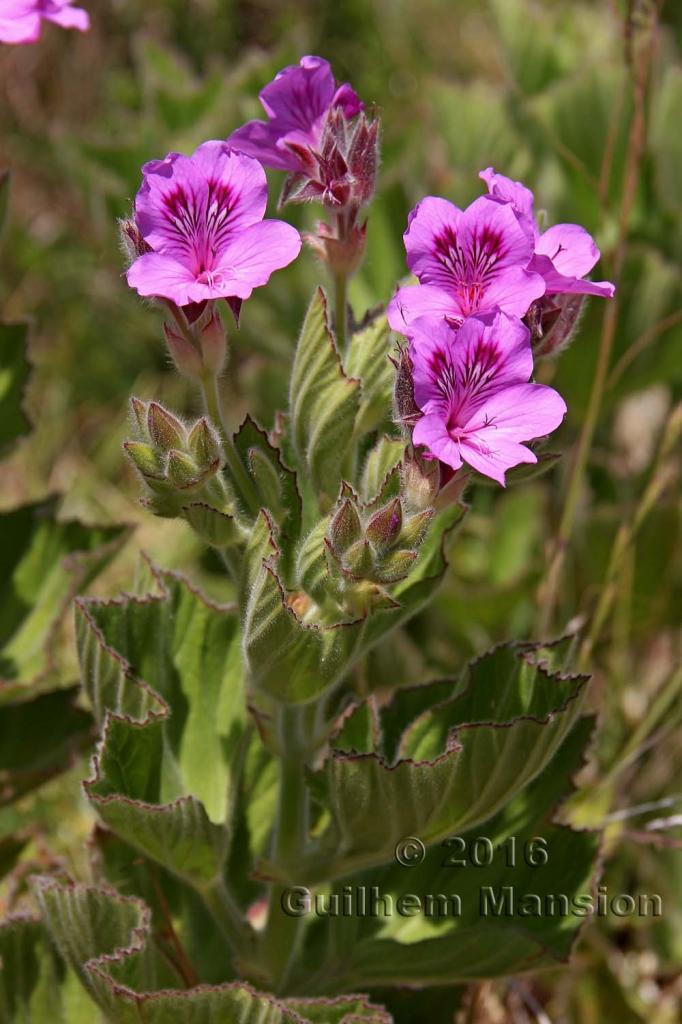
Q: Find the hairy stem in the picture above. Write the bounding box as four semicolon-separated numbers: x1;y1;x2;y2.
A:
201;371;260;517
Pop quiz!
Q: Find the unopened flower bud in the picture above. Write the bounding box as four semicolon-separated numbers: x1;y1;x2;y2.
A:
163;322;204;380
377;548;418;584
124;441;166;480
166;450;203;490
305;221;367;279
401;451;439;512
398;508;433;548
365;498;402;552
392;347;420;428
147;402;186;450
527;294;585;359
129;396;148;435
119;218;151;261
329;497;363;552
341;538;374;579
198;309;227;374
347;114;379;208
187;417;221;469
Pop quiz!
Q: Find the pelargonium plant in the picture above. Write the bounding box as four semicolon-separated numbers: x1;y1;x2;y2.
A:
7;54;616;1023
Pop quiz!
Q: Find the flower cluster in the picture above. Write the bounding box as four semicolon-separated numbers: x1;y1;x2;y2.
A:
388;169;614;485
0;0;89;44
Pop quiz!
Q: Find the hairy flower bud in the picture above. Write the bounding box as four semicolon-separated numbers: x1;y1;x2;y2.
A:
365;498;402;552
163;322;205;380
527;294;585;358
147;402;186;450
401;451;440;513
392;346;420;429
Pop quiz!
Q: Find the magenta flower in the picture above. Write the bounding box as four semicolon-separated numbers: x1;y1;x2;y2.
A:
227;55;363;174
0;0;89;44
480;167;615;299
126;141;301;308
409;312;566;485
387;196;546;335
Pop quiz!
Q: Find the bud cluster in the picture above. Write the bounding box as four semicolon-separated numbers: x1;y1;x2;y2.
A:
281;109;379;214
324;483;433;612
124;398;228;519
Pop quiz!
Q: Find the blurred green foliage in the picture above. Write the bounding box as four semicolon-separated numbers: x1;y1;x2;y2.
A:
0;0;681;1019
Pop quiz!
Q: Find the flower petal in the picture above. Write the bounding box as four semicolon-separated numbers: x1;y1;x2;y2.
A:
536;223;600;278
466;382;567;442
387;284;462;332
259;55;335;132
43;1;89;31
479;167;536;238
210;219;302;297
126;252;198;306
0;12;41;44
228;119;300;172
413;414;464;472
529;254;615;298
460;436;536;486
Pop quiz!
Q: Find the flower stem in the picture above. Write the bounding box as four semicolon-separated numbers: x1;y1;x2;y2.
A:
259;701;314;992
200;370;260;517
334;270;348;355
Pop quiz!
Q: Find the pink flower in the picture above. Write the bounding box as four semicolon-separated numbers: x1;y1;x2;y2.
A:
0;0;89;44
480;167;615;299
387;196;545;335
126;141;301;308
227;55;363;174
409;312;566;486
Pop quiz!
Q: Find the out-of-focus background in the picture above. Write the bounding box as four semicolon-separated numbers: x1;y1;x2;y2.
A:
0;0;680;1019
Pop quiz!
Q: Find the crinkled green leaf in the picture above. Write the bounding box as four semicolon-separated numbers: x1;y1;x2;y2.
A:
291;718;598;990
289;289;361;503
0;321;30;453
0;914;103;1024
0;501;129;702
296;641;587;881
33;880;388;1023
76;562;246;884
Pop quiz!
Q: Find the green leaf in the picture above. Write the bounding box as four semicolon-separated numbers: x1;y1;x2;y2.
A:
360;437;404;504
232;415;302;554
297;641;588;881
0;914;103;1024
285;995;392;1022
34;880;387;1023
76;562;247;885
0;321;30;453
0;501;129;702
0;687;92;805
289;289;361;503
345;315;394;437
291;718;598;990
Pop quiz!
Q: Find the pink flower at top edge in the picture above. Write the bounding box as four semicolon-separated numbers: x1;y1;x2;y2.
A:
409;312;567;486
387;195;546;336
0;0;89;45
227;55;363;173
126;141;302;308
480;167;615;299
